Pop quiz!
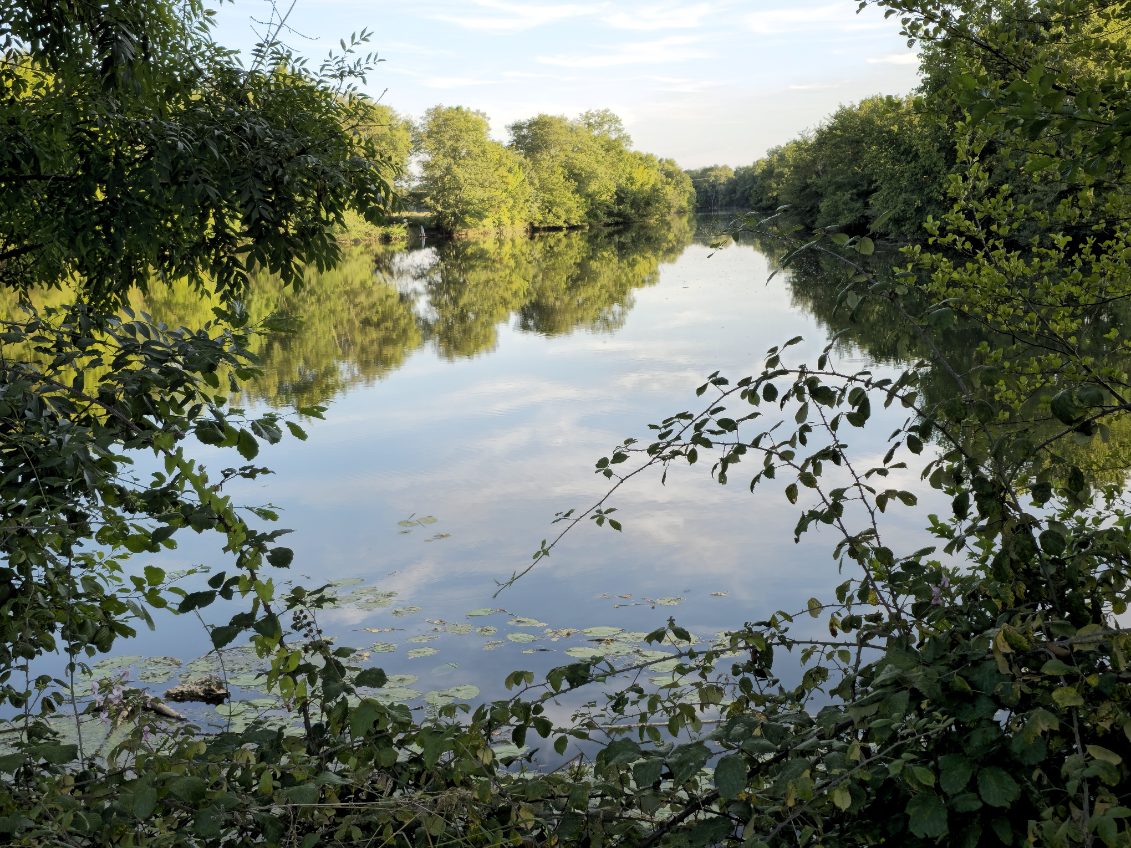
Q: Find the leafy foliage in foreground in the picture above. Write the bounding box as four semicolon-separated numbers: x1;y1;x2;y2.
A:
4;0;1131;846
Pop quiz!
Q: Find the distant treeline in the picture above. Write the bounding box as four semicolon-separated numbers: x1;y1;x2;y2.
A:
686;94;954;241
358;103;694;235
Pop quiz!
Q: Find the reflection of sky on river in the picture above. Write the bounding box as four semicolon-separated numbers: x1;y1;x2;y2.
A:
124;235;948;709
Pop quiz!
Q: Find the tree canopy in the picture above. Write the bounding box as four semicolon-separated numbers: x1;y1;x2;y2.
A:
416;106;693;233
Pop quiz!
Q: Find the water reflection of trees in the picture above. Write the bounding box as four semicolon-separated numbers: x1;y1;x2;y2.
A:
142;217;695;405
0;216;695;408
756;235;1131;488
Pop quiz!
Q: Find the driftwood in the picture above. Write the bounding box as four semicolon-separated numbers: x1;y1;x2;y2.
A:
143;697;187;721
165;676;230;705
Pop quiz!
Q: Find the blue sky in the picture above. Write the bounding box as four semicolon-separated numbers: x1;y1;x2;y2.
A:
213;0;922;168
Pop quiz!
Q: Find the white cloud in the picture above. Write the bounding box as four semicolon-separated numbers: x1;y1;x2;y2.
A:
501;69;582;82
430;0;605;32
638;74;724;94
866;52;919;65
419;75;496;89
788;81;845;91
539;35;712;68
745;3;888;35
378;40;457;58
603;2;716;31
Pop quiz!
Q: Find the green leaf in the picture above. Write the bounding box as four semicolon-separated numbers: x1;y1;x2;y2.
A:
977;768;1020;808
1040;659;1074;676
908;765;936;788
131;785;158;819
349;699;381;737
855;236;875;256
355;668;388;688
266;547;294;568
600;738;641;768
1050;390;1082;425
192;807;223;839
124;534;153;554
210;625;240;649
906;793;948;839
714;754;747;799
1087;745;1122;766
178;590;216;612
169;775;207;804
30;744;77;765
236;429;259;460
0;753;25;772
1052;686;1084;708
831;785;852;811
633;758;662;789
668;741;710;785
282;785;319;805
939;755;974;795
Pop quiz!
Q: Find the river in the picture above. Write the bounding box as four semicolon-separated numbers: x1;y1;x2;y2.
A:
32;215;948;732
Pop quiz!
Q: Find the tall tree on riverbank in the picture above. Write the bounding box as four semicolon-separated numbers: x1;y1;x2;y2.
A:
508;113;615;227
417;106;692;233
416;105;532;232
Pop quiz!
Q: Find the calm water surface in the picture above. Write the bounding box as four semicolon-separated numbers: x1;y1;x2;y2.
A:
100;216;939;716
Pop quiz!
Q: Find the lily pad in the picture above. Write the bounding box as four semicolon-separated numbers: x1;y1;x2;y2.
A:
581;626;623;639
476;626;498;636
135;656;183;685
424;684;480;707
391;606;422;618
506;633;537;644
466;608;500;617
491;743;528;760
565;646;604;659
398;514;437;527
566;642;635;659
371;687;421;704
508;617;547;628
371;642;396;653
407;647;438;659
341;587;397;610
89;655;143;676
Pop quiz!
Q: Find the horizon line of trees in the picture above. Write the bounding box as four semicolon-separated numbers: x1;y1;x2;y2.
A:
686;92;955;241
362;103;695;234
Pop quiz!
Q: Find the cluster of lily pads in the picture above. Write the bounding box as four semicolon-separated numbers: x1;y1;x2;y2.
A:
10;578;741;753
